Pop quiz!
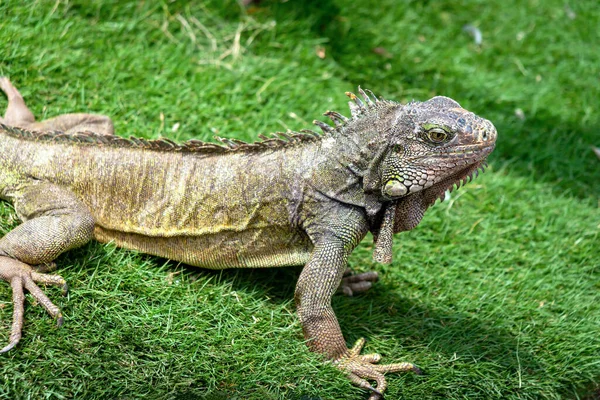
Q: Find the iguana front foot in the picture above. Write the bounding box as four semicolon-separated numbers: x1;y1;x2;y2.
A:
335;338;422;400
339;268;379;296
0;256;66;353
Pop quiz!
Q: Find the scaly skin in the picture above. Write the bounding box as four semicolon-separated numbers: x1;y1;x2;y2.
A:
0;77;496;398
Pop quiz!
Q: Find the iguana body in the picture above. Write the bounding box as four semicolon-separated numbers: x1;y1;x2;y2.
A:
0;77;496;398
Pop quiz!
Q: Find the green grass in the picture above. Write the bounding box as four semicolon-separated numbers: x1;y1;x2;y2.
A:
0;0;598;399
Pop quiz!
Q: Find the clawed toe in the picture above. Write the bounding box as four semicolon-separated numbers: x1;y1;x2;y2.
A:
348;372;383;396
335;338;421;399
0;256;65;353
0;341;18;354
31;270;68;295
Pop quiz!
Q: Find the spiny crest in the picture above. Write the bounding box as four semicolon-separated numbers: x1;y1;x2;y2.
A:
0;88;386;154
312;87;383;134
346;87;379;117
0;122;321;154
214;130;322;151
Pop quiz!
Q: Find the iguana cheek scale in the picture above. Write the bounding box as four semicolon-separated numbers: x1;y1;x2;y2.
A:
0;77;496;399
383;179;408;197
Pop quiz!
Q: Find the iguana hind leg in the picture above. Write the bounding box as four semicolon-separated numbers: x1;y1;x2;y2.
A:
32;113;115;136
0;183;95;353
0;76;114;135
0;76;35;126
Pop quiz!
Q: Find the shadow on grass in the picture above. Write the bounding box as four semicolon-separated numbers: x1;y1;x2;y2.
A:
335;287;534;369
171;261;598;398
183;263;528;376
173;258;301;301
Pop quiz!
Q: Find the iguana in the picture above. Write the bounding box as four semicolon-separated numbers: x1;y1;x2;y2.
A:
0;77;496;399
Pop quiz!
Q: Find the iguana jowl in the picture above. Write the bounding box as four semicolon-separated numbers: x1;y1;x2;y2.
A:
0;77;496;398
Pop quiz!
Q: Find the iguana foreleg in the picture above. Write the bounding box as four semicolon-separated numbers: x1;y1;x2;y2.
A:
296;209;419;399
0;183;95;352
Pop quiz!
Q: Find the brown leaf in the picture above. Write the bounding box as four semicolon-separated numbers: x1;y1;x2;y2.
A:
315;46;326;59
372;47;392;58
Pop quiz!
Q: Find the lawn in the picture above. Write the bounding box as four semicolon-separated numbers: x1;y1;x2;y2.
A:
0;0;598;399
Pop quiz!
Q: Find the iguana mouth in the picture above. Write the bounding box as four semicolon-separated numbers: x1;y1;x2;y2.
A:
436;144;496;160
407;144;495;162
423;141;494;206
443;144;495;155
427;160;489;206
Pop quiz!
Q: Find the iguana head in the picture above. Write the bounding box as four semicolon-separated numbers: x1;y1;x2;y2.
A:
378;95;496;205
343;91;496;263
322;90;495;225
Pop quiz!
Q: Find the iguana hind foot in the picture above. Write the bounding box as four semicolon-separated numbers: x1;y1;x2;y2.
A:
335;338;421;400
0;256;66;353
0;76;114;135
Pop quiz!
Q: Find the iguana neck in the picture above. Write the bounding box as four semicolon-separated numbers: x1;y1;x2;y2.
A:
328;102;403;177
305;104;405;234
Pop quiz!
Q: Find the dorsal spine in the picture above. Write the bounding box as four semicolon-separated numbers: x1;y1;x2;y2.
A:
0;89;384;155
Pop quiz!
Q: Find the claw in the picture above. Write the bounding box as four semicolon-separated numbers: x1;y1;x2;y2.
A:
347;372;383;397
57;313;64;328
366;385;383;397
0;340;18;354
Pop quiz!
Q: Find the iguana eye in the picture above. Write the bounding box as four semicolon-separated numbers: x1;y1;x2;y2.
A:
426;127;449;143
392;144;404;153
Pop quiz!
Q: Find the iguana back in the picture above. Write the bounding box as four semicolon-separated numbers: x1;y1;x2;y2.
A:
0;125;321;268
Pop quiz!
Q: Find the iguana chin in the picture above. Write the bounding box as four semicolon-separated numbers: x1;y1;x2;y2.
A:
0;77;496;399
